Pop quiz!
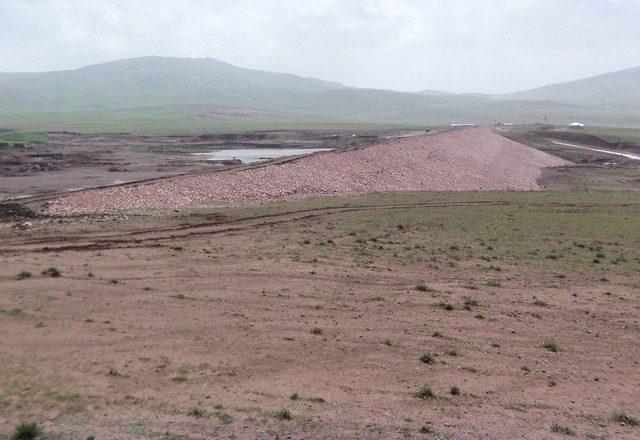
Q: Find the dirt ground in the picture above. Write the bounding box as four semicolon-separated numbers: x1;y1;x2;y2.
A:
1;129;401;201
1;191;639;439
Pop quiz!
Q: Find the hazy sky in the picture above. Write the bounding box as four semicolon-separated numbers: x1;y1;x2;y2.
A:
1;0;640;93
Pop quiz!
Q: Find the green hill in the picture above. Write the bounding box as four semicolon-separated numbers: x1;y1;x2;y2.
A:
1;57;639;133
505;66;640;108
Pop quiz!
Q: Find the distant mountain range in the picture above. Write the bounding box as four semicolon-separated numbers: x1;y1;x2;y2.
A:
1;56;639;131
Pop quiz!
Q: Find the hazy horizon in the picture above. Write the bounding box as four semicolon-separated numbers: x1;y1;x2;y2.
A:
2;0;640;94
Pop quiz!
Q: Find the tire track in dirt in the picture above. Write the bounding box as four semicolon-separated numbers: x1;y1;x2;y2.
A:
3;199;638;254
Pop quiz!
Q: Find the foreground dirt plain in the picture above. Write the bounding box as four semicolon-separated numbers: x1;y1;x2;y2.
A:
1;190;640;439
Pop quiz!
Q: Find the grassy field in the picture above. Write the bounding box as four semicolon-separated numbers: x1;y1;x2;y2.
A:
0;131;48;145
0;107;417;136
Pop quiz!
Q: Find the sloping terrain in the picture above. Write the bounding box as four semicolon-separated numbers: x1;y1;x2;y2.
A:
0;56;346;111
2;57;640;131
506;66;640;108
45;128;568;215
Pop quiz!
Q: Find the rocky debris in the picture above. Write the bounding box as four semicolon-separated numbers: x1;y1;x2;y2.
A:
46;128;569;216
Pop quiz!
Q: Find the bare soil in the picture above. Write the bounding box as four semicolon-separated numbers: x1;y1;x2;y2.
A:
1;192;639;439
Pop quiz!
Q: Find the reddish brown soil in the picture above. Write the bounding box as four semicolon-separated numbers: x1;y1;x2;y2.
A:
45;128;568;216
1;196;638;439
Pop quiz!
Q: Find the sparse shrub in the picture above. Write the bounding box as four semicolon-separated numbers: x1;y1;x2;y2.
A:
432;331;443;338
463;298;479;309
486;280;501;287
290;392;300;400
611;254;627;265
172;375;187;383
414;386;436;400
446;349;458;356
416;282;435;292
419;353;436;364
437;302;454;311
10;422;42;440
541;340;560;353
611;411;639;426
383;339;393;346
419;425;432;434
474;314;485;320
108;369;120;377
449;386;460;396
188;407;206;418
397;224;405;230
17;271;32;280
533;299;548;307
170;246;183;251
42;267;60;277
550;424;575;435
310;327;323;335
217;412;233;424
275;408;292;420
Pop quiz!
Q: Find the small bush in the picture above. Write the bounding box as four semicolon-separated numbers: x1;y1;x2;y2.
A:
290;392;299;400
611;411;639;426
42;267;60;277
310;327;323;335
275;408;292;420
217;412;233;424
437;302;454;311
541;340;560;353
188;407;206;418
17;271;32;280
550;424;575;435
419;353;436;364
416;282;435;292
432;331;443;338
414;386;436;400
446;349;458;356
449;386;460;396
486;280;501;287
10;422;42;440
463;298;479;308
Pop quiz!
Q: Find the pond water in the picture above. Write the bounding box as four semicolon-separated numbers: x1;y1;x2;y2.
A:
195;148;333;164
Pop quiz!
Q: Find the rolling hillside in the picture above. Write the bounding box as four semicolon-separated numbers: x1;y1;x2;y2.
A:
1;57;639;132
505;66;640;108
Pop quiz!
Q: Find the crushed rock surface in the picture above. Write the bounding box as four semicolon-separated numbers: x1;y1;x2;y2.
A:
46;128;569;216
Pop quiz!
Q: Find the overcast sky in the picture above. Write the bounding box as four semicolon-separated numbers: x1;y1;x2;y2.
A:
1;0;639;94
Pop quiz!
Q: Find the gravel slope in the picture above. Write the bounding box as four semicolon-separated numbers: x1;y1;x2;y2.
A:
46;128;569;215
